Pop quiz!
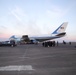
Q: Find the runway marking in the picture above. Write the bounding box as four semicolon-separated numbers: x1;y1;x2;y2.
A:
0;65;34;71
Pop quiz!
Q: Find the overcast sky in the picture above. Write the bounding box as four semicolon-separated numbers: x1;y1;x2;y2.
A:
0;0;76;41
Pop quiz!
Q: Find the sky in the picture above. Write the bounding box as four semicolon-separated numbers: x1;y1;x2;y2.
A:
0;0;76;41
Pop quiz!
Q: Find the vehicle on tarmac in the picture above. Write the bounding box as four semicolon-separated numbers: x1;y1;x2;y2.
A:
0;40;16;47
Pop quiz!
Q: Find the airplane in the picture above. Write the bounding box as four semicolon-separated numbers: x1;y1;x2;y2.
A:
0;35;17;47
9;22;68;44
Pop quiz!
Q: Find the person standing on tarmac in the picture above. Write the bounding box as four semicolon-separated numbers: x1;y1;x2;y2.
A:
49;41;52;47
57;41;58;46
52;41;55;47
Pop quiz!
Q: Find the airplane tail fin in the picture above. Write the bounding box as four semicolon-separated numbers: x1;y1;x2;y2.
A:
52;22;68;34
9;35;21;43
9;35;17;40
52;22;68;37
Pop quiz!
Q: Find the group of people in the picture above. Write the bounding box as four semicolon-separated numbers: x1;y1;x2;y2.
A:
42;41;56;47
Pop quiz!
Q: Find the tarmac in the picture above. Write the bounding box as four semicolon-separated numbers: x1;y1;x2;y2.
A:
0;42;76;75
